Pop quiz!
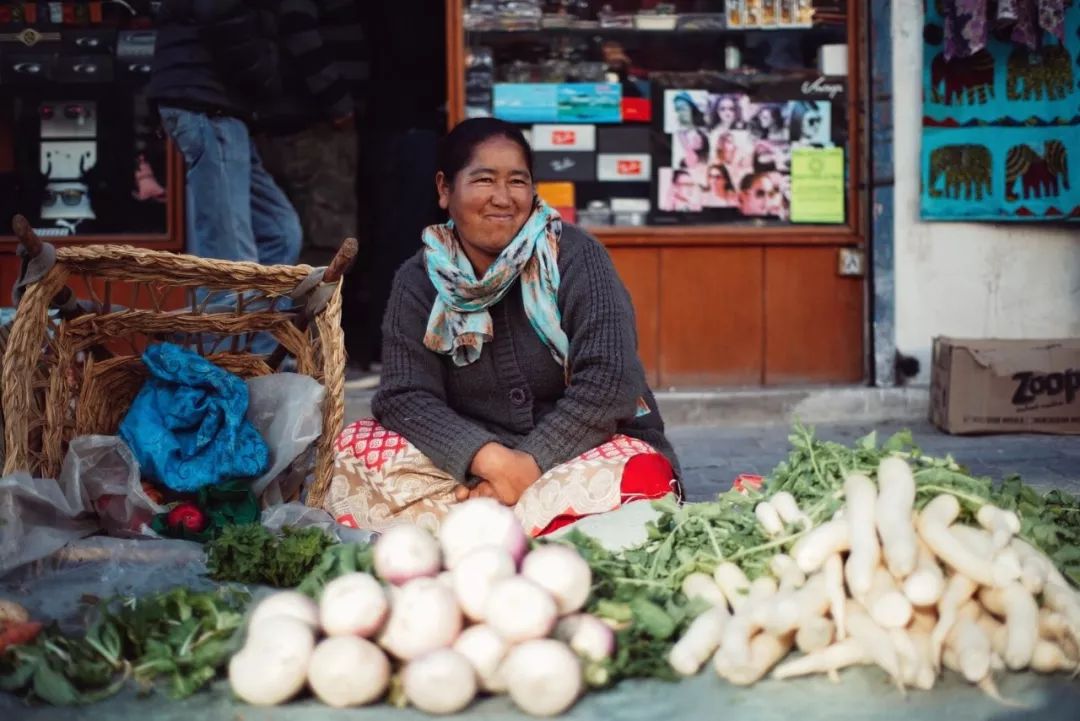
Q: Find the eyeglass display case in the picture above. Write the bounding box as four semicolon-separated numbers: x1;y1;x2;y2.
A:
447;0;868;388
0;1;184;304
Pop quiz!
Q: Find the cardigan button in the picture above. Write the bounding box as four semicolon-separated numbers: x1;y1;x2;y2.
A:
509;387;528;406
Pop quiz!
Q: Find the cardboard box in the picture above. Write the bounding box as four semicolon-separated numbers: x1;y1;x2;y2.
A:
930;337;1080;435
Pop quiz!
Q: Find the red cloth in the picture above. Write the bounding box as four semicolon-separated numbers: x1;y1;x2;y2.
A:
537;453;675;536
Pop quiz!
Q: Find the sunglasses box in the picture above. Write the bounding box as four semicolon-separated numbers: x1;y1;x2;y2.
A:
533;152;596;182
596;153;651;182
532;125;596;152
556;83;622;124
620;97;652;123
597;127;651;153
493;84;559;123
536;182;575;208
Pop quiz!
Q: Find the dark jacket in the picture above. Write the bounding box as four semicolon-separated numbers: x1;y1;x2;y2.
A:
147;0;280;119
256;0;370;134
372;224;680;485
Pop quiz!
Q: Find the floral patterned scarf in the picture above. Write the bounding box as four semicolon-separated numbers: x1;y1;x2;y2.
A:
422;198;568;369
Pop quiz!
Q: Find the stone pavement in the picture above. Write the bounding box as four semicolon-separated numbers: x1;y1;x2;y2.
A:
673;421;1080;502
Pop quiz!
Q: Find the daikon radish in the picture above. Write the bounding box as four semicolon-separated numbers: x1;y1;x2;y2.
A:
949;526;1020;587
917;495;998;588
669;606;730;676
988;584;1039;670
1031;640;1078;673
946;618;992;683
846;600;905;691
1043;582;1080;649
866;567;913;629
931;573;978;670
769;554;806;591
682;572;727;608
792;520;851;575
1010;538;1068;587
977;613;1007;658
843;473;881;598
755;501;784;537
796;616;836;654
717;614;757;669
891;628;923;688
1020;558;1048;595
875;457;918;578
750;576;779;600
763;574;829;636
910;607;938;634
1038;609;1079;660
976;504;1020;551
770;492;811;529
903;540;946;608
824;554;846;640
907;629;937;691
772;637;869;680
713;563;751;614
716;631;793;685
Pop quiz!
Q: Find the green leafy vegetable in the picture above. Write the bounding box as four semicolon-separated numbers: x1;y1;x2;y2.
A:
205;524;335;587
0;588;248;705
566;423;1080;684
296;542;376;597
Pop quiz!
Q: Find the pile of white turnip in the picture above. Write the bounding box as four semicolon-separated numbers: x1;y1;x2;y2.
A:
669;456;1080;700
228;498;614;715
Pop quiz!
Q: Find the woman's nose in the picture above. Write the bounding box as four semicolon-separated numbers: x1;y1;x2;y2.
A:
490;183;512;206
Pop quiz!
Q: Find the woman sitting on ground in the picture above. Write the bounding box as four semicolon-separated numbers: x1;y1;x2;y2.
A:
326;118;680;536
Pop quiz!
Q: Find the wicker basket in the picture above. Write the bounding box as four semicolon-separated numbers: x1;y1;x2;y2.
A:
1;244;346;509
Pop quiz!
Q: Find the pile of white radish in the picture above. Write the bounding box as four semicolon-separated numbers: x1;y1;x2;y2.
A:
229;498;614;716
668;456;1080;700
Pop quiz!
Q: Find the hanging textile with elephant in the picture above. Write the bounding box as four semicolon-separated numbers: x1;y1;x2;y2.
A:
921;1;1079;221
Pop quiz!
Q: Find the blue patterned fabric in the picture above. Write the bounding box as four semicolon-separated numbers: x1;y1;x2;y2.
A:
119;343;269;492
921;4;1079;221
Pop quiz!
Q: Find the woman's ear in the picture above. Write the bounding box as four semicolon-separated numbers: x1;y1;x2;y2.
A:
435;171;450;210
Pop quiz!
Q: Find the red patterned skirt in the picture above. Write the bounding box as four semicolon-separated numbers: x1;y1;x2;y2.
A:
324;419;677;537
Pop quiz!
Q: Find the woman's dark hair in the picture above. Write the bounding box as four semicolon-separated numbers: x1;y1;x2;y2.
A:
673;93;707;128
788;101;824;143
678;128;710;166
436;118;534;184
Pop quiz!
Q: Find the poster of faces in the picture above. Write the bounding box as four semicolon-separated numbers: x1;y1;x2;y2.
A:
659;90;832;218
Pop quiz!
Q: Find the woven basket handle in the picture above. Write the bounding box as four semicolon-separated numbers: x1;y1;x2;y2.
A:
266;237;358;370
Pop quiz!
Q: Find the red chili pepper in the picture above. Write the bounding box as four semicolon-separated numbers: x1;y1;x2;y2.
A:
167;502;208;533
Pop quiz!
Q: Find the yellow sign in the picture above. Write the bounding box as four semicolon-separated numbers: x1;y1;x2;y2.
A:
790;147;845;224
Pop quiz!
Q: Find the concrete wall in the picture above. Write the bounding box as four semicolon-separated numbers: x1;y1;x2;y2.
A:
891;3;1080;384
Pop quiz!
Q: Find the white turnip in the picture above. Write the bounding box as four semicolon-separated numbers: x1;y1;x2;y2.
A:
229;615;315;706
319;572;389;638
306;636;390;707
402;649;478;714
439;498;528;569
248;591;319;632
503;639;583;716
485;577;558;643
373;524;442;585
521;544;593;616
452;546;516;622
554;614;617;662
378;577;463;660
453;624;510;693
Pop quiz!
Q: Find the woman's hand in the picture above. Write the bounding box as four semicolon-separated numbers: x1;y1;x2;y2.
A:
467;443;543;506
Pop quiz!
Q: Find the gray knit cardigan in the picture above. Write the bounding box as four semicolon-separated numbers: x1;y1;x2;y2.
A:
372;223;680;487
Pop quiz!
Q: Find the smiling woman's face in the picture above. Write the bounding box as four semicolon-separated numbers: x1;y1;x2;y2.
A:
436;136;534;276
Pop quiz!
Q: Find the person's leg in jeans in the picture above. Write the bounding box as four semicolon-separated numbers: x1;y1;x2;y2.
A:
159;107;259;262
249;137;302;267
248;135;302;355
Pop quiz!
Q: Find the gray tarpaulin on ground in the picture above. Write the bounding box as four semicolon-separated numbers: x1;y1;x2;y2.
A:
4;529;1080;721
